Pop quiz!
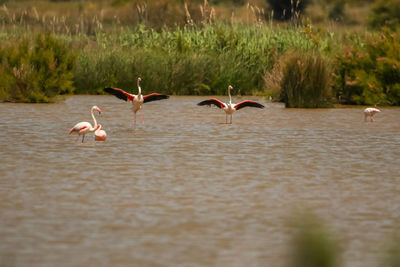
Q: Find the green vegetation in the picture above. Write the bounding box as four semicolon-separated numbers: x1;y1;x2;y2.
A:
369;0;400;31
73;25;325;96
289;211;339;267
280;51;332;108
267;0;310;21
0;33;75;102
381;230;400;267
333;30;400;105
0;0;399;106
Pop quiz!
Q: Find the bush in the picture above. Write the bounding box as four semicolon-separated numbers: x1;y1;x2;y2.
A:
333;30;400;105
0;33;75;102
328;0;346;23
267;0;310;21
280;51;332;108
369;0;400;31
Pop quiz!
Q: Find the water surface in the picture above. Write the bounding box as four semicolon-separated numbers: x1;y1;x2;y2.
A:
1;96;399;266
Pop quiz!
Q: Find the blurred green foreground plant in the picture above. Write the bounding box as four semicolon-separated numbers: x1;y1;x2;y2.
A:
290;211;340;267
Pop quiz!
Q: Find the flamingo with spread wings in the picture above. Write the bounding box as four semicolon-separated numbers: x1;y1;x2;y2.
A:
197;85;264;124
104;77;169;128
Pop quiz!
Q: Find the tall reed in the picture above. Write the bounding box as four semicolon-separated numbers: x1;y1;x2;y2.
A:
280;51;333;108
73;24;324;96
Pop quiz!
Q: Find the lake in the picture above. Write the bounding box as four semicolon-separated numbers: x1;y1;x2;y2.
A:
1;95;399;266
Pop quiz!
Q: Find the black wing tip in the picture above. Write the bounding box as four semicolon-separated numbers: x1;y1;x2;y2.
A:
103;87;128;101
197;100;212;106
143;94;170;103
197;99;224;109
235;101;265;110
104;87;119;93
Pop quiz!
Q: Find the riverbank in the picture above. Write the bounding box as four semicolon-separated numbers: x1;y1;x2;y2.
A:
0;1;399;106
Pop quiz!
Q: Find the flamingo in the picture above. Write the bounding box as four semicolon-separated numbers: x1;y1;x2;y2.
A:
197;85;265;124
364;107;381;122
69;105;102;142
104;77;169;128
94;124;107;141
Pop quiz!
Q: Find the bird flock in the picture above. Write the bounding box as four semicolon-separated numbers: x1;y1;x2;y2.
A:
69;77;381;143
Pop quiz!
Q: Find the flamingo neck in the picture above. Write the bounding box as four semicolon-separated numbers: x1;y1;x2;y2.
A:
90;107;98;131
137;80;142;96
94;124;101;134
228;88;232;105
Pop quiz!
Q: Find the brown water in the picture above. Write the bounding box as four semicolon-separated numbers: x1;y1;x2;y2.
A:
1;95;399;267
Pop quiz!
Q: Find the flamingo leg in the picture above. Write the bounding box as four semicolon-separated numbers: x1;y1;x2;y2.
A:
371;116;375;122
82;135;85;143
226;114;228;124
230;115;232;124
133;112;137;129
140;110;144;124
75;134;80;142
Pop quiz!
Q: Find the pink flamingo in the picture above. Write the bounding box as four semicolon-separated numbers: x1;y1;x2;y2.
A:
364;107;381;122
197;85;265;124
104;77;169;128
94;124;107;141
69;106;102;142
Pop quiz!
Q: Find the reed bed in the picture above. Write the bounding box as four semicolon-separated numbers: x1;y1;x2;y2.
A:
0;0;399;106
73;24;333;95
1;21;339;100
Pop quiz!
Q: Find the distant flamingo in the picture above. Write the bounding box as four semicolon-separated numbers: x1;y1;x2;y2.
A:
364;107;381;122
94;124;107;141
69;106;101;142
104;77;169;128
197;85;265;124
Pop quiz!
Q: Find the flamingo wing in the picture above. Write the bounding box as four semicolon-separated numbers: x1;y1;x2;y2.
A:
234;100;264;110
197;98;227;109
143;93;169;103
69;122;90;134
104;87;134;101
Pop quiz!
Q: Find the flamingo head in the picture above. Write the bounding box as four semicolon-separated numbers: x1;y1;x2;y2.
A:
93;105;101;114
137;77;142;82
96;124;102;130
228;85;233;91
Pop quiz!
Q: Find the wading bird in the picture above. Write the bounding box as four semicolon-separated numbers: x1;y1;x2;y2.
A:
94;124;107;141
197;85;265;124
69;106;102;142
364;107;381;122
104;77;169;128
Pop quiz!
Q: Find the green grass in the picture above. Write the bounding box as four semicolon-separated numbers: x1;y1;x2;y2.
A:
72;24;334;96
